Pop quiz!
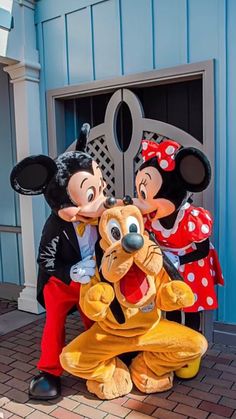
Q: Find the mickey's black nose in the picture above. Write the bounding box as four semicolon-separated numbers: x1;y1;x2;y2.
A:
104;196;117;208
121;233;144;253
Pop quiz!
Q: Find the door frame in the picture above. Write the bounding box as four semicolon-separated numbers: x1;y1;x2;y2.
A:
47;60;214;211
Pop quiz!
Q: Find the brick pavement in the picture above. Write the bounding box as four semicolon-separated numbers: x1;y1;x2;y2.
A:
1;311;236;419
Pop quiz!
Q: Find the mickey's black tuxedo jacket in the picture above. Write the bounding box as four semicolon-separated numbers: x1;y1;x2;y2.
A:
36;212;100;308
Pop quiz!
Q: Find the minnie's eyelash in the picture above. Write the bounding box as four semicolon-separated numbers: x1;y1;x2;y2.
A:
140;179;148;187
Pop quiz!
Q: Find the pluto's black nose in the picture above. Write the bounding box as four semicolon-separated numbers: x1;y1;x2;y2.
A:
121;233;144;253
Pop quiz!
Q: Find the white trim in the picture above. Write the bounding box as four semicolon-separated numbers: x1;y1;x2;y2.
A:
151;203;190;239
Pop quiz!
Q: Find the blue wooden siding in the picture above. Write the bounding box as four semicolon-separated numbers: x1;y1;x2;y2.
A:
35;0;235;324
120;0;153;74
225;0;236;321
0;66;23;286
153;0;187;68
66;8;93;84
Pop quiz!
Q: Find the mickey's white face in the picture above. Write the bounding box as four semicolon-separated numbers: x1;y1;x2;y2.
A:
58;160;107;222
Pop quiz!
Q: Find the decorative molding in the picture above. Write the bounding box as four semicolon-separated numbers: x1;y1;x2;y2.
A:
4;61;41;83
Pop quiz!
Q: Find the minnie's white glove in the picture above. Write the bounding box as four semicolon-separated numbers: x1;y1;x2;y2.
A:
164;251;180;269
70;255;96;284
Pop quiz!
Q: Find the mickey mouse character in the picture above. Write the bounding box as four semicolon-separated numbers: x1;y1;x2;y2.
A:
10;124;116;400
133;139;224;332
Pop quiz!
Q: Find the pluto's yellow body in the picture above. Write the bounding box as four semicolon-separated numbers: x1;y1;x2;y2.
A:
60;206;207;399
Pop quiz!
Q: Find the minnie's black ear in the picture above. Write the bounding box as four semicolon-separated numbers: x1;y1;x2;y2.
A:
75;123;90;151
10;155;57;195
175;147;211;192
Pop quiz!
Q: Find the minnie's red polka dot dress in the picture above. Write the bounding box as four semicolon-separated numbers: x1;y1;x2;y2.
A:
145;203;224;312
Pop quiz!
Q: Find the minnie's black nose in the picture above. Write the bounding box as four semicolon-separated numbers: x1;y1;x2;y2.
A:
121;233;144;253
123;195;133;205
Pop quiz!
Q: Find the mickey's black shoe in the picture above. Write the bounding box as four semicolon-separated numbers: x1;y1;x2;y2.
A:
29;372;61;400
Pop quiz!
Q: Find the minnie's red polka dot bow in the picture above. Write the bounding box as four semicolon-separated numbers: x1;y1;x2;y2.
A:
141;139;181;171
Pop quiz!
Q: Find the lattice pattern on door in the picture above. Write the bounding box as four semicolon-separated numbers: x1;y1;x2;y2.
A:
87;136;115;195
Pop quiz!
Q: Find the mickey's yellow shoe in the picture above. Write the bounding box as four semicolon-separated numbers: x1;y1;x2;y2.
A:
175;357;201;379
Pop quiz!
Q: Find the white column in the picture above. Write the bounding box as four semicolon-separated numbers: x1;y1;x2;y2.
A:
4;61;45;314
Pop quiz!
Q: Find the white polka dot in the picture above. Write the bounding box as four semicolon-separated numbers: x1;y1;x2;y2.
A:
210;269;213;276
188;221;196;232
202;277;208;287
194;293;198;302
187;272;195;282
160;159;168;169
191;209;200;217
142;142;148;150
207;296;214;306
161;230;171;238
201;224;210;234
192;243;197;250
210;257;213;265
198;259;205;267
143;156;146;162
178;249;186;256
198;306;204;311
206;213;212;221
156;152;161;159
148;151;155;157
171;154;175;160
165;145;176;155
212;270;216;276
179;265;185;272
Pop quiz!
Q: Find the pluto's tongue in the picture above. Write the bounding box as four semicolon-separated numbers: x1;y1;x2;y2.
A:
119;264;149;304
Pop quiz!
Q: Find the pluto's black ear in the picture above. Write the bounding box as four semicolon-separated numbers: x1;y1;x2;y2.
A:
175;147;211;192
75;123;90;151
10;155;57;195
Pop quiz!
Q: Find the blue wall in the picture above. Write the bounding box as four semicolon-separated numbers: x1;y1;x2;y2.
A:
35;0;235;325
0;65;23;286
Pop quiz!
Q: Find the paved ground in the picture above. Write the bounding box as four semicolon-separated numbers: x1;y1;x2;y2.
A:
0;299;17;316
1;306;236;419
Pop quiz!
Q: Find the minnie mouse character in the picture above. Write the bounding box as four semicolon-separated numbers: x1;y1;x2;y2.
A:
10;124;116;400
133;138;224;332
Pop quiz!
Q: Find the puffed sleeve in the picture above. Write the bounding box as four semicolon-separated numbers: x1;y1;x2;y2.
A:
184;207;213;243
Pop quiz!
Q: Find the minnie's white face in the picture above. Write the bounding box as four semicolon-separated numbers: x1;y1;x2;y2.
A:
134;166;175;220
58;160;107;222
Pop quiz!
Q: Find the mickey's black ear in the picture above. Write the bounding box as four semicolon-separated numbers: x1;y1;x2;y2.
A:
175;147;211;192
10;155;57;195
75;123;90;151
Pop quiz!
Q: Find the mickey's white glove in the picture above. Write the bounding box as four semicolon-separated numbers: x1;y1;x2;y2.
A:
70;255;96;284
164;251;180;270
